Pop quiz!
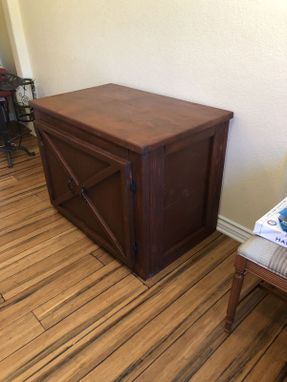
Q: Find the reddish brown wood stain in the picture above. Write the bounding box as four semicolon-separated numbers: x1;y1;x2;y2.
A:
0;136;286;381
32;84;233;279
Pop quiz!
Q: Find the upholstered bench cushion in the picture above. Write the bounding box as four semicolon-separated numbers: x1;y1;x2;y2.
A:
238;236;287;279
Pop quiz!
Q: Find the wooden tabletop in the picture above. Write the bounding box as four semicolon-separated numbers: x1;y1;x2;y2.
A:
31;84;233;153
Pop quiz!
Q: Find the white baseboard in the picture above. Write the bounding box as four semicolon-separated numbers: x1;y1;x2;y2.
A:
217;215;253;243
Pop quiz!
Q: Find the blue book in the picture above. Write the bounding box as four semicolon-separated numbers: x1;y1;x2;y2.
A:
254;198;287;248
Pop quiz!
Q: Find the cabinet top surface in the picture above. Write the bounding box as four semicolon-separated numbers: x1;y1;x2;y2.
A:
32;84;233;153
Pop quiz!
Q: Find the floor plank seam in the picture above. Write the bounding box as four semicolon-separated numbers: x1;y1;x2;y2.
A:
175;237;237;279
76;257;239;380
0;256;100;312
0;207;58;235
36;273;141;331
145;232;226;287
5;283;150;382
132;248;238;323
28;285;150;382
157;244;237;293
91;253;106;266
1;135;286;382
31;311;46;332
0;212;62;239
114;288;239;381
131;272;147;288
31;261;126;324
241;321;287;382
0;233;92;284
164;288;269;382
95;279;265;381
193;297;287;382
0;184;47;205
1;251;97;301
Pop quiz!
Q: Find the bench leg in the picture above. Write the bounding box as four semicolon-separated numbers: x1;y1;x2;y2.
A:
225;255;246;333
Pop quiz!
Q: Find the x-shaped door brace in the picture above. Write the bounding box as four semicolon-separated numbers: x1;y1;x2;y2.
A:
42;131;126;258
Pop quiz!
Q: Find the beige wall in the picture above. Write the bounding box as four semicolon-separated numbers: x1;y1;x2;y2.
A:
18;0;287;230
2;0;32;77
0;0;15;72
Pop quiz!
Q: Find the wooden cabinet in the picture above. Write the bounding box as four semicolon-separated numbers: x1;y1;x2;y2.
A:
32;84;233;279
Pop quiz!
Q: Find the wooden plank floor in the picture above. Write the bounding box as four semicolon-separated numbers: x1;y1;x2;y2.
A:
0;134;286;382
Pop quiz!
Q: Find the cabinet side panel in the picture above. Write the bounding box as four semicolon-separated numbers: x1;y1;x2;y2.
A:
148;148;165;275
162;124;229;262
163;132;212;255
205;122;229;230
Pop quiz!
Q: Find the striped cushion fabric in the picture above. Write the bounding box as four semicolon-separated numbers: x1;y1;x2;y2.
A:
238;236;287;279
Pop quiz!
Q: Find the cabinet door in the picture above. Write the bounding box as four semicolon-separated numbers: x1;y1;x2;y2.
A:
35;121;135;267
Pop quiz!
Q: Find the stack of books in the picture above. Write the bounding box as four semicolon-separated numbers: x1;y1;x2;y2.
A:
254;197;287;248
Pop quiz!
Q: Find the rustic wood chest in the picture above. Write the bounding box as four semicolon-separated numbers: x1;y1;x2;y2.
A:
32;84;233;279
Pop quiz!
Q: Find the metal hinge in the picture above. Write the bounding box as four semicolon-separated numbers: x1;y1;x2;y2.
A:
130;179;136;193
133;242;138;254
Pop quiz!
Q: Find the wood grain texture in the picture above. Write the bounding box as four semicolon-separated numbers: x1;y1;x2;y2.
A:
33;261;130;329
0;238;99;299
0;219;76;271
0;213;64;253
34;84;232;279
0;194;41;219
189;294;287;382
0;198;51;231
0;256;103;329
144;230;222;287
0;228;83;281
0;134;286;382
81;256;243;381
31;84;233;153
0;173;46;204
129;276;264;382
0;275;146;382
244;327;287;382
91;247;115;265
0;175;18;189
0;313;44;362
17;238;239;381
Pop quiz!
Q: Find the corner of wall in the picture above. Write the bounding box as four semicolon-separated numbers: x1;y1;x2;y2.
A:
217;215;253;243
1;0;33;78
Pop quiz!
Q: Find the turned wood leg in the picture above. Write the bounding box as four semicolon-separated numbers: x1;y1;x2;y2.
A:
225;255;247;333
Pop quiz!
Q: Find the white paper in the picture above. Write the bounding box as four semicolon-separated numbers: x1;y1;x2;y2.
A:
253;197;287;248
